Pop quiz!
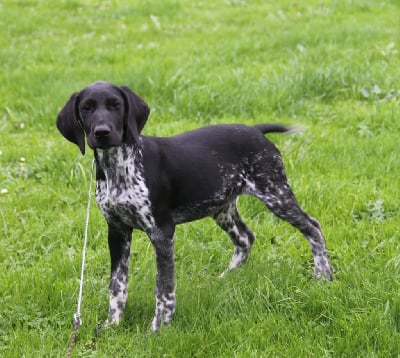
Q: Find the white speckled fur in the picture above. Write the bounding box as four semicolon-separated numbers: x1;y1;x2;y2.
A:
95;145;155;231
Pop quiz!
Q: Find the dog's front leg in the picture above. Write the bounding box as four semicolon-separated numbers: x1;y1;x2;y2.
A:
149;224;176;332
106;222;133;325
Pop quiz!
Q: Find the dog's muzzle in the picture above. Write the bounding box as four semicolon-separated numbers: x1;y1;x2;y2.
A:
90;124;116;148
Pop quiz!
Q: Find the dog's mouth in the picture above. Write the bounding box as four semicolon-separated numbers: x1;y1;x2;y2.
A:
88;134;122;150
91;141;120;150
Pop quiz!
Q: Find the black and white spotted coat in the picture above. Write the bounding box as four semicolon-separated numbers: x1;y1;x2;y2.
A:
57;82;332;333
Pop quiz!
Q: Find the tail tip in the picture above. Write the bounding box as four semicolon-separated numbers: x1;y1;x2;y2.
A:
285;124;303;133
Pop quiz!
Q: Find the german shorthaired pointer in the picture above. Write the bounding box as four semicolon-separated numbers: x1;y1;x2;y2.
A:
57;81;332;332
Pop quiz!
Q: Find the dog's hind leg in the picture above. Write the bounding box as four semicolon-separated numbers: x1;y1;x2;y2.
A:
251;156;332;280
213;200;255;277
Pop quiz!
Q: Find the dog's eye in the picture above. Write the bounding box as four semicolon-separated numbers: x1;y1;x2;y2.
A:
108;101;121;110
81;103;95;113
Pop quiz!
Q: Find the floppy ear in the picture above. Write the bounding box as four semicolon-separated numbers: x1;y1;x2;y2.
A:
118;86;150;145
56;92;85;155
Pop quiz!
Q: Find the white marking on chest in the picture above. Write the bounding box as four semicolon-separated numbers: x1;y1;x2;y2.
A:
95;146;155;230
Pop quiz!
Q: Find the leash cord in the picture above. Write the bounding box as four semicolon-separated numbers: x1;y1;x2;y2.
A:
66;159;95;358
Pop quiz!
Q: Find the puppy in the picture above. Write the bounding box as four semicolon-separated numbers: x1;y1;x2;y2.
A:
57;81;332;332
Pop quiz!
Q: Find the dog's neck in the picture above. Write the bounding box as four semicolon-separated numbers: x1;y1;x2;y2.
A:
94;143;142;182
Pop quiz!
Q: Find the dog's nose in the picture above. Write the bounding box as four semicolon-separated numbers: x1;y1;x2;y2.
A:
94;125;111;137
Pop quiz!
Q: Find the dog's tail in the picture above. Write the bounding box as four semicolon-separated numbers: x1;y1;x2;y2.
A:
253;123;300;134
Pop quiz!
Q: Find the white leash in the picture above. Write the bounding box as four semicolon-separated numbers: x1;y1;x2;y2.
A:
67;158;95;357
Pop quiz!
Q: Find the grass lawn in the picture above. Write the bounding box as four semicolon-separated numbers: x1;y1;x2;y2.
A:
1;0;399;356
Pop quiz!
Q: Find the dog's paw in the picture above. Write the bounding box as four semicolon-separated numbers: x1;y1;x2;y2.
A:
219;268;233;279
314;255;333;281
151;311;174;333
151;315;161;333
94;321;108;337
314;267;333;282
151;293;176;333
94;319;119;336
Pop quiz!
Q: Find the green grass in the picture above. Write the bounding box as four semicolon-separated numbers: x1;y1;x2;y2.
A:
1;0;399;356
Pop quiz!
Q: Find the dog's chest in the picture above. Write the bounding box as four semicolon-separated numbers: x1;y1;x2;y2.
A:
95;147;155;231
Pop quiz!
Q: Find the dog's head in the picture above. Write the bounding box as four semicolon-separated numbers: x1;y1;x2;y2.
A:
56;81;150;154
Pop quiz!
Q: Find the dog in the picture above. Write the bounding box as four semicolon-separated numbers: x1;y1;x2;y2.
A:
57;81;332;332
